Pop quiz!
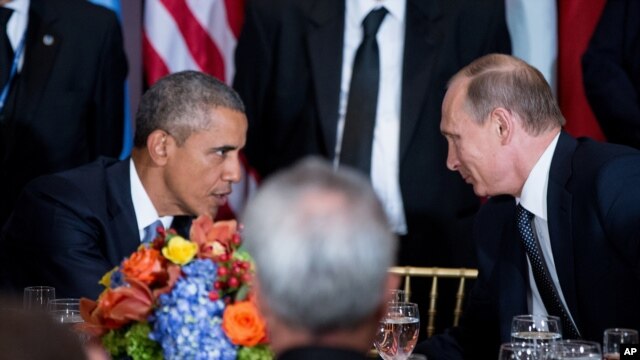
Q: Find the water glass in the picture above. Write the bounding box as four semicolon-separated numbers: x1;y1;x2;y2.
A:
499;342;541;360
603;328;639;360
23;286;55;310
374;302;420;360
48;298;82;324
511;314;563;346
546;340;601;359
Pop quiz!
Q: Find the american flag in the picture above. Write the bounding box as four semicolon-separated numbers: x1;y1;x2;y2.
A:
143;0;258;220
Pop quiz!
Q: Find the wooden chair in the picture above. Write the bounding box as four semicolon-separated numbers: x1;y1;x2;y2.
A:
388;266;478;338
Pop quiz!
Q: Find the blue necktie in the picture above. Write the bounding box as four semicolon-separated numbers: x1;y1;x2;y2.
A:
339;7;388;175
515;204;581;339
142;219;164;244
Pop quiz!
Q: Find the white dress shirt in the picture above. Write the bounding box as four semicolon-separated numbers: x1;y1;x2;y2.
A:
335;0;407;234
517;132;577;329
2;0;29;72
130;159;173;242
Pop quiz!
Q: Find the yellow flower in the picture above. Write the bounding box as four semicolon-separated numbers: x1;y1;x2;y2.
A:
99;267;118;288
162;236;198;265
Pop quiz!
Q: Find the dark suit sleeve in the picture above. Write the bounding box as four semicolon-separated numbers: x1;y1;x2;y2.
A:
92;9;128;158
582;0;640;148
0;178;112;299
596;154;640;279
233;0;276;175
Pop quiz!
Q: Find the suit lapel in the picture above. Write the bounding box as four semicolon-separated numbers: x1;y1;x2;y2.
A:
105;159;139;260
399;0;443;160
20;0;60;120
498;203;529;342
546;132;581;329
306;0;344;159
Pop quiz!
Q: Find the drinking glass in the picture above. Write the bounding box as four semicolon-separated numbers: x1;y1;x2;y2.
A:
511;314;562;346
603;328;639;360
23;286;55;310
546;340;601;359
499;342;542;360
48;298;83;324
374;302;420;360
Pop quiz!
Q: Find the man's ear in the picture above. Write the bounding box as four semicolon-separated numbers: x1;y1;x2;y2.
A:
147;130;170;165
491;107;514;145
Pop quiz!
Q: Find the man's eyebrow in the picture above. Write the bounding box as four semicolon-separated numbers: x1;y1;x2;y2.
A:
212;145;238;152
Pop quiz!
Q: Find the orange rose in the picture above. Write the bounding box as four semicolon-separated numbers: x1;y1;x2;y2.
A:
121;247;166;285
80;278;154;336
222;301;268;346
191;215;238;259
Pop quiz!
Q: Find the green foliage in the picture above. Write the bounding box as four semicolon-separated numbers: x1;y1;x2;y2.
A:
237;345;274;360
101;323;163;360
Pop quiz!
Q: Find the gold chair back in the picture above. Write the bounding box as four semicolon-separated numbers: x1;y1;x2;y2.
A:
389;266;478;338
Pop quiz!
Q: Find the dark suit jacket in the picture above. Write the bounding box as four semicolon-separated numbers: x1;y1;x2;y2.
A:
234;0;511;267
583;0;640;149
0;158;191;299
417;132;640;359
278;346;371;360
0;0;127;226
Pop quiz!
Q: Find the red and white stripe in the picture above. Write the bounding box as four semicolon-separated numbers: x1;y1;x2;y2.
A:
143;0;256;219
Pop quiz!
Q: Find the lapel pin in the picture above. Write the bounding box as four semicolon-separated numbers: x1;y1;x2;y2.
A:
43;34;54;46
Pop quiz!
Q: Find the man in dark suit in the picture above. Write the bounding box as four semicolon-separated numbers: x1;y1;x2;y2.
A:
0;0;128;228
0;71;248;299
243;158;399;360
583;0;640;149
415;54;640;359
234;0;511;271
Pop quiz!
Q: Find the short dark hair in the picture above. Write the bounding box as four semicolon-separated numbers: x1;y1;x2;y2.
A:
451;54;565;136
134;71;245;147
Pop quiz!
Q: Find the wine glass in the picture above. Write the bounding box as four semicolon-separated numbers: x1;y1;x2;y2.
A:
23;286;55;310
603;328;639;360
374;302;420;360
499;342;542;360
546;340;601;359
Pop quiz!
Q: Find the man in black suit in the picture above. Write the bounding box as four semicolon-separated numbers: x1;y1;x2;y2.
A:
415;54;640;359
583;0;640;149
243;158;399;360
0;0;128;228
0;71;248;299
234;0;511;271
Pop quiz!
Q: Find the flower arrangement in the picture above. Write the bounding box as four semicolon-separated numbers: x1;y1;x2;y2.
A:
80;216;272;360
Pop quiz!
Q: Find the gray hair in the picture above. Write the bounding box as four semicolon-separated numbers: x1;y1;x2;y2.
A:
134;70;245;147
242;157;397;334
451;54;565;135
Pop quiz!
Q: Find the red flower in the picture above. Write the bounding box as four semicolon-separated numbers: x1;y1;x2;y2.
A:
190;215;238;260
121;248;167;286
80;278;154;336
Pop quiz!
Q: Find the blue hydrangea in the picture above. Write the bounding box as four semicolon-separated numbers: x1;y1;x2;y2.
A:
149;259;237;360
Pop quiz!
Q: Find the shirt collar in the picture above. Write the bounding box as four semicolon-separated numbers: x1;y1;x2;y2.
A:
517;132;560;221
130;159;173;238
347;0;406;28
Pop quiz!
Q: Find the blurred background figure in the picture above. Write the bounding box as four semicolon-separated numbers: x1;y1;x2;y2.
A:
583;0;640;149
0;0;127;228
243;157;399;359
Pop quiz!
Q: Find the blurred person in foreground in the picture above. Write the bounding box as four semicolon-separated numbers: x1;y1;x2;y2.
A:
415;53;640;359
243;158;399;359
0;71;247;300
